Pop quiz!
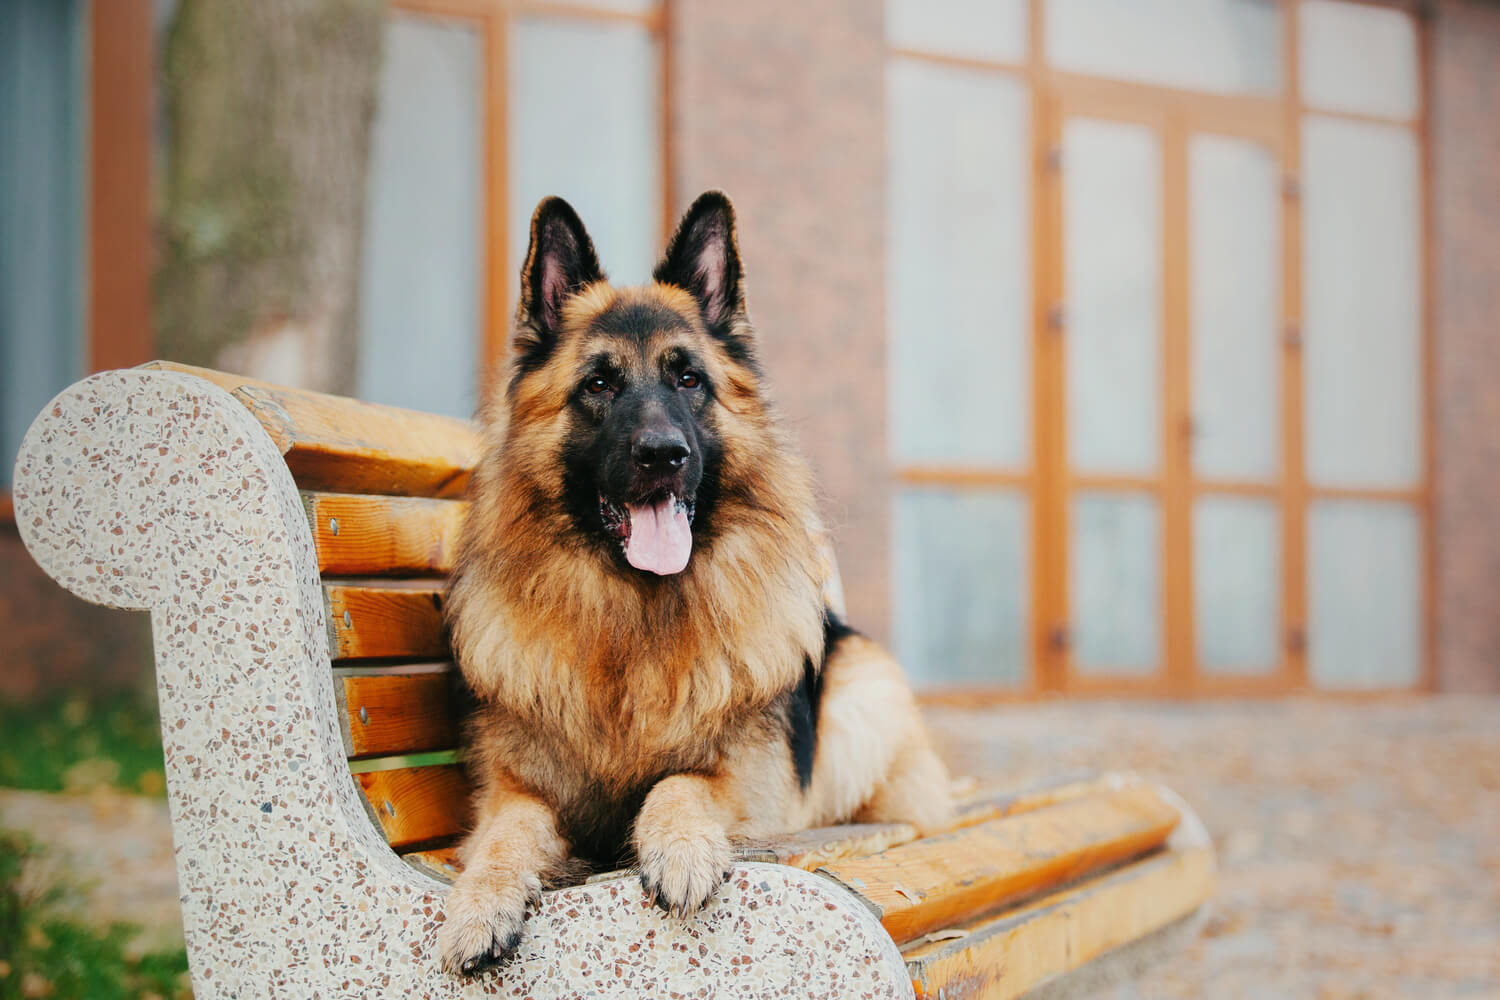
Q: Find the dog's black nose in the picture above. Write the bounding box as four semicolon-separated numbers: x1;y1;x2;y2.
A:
632;428;690;471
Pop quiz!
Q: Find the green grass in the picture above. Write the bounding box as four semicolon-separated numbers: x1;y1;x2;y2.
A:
0;831;190;1000
0;693;167;797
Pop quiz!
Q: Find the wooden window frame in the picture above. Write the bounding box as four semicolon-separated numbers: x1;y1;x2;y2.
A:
890;0;1434;698
384;0;673;386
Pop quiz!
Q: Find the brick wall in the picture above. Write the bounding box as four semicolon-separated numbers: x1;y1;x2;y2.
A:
0;525;152;701
667;0;892;638
1432;0;1500;692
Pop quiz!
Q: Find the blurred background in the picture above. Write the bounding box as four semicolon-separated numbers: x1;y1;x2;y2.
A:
1;0;1497;997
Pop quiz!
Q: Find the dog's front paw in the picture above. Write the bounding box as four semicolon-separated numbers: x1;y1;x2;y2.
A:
636;823;733;918
439;870;541;977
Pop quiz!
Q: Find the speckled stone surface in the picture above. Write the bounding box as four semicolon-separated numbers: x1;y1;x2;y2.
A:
13;369;913;999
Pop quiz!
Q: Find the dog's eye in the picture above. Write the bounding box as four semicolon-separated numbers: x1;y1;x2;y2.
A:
677;371;701;390
584;376;612;395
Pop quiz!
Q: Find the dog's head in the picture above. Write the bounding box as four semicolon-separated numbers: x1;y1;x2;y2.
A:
501;191;767;577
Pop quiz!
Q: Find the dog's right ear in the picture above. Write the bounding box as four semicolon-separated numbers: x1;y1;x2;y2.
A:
516;197;604;359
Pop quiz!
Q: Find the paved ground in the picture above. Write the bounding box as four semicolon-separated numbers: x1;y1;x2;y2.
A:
3;698;1497;997
925;697;1500;999
0;787;182;954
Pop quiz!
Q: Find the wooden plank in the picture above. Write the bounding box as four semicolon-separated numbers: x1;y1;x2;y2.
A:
338;669;463;759
729;773;1117;872
732;823;916;870
355;765;470;850
905;845;1215;1000
817;784;1181;945
326;584;449;661
404;845;463;883
951;772;1118;830
305;492;468;577
146;362;479;498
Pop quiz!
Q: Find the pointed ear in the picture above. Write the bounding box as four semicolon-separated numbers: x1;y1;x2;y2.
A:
654;191;745;333
517;197;604;351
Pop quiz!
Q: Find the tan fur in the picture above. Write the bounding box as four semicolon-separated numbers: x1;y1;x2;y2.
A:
439;196;953;975
440;776;567;975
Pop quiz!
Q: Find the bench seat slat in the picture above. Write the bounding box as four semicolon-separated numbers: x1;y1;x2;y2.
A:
326;584;448;661
951;772;1119;830
338;669;462;759
729;773;1116;871
818;783;1180;945
905;844;1215;1000
732;822;915;869
356;764;470;850
147;362;479;498
305;492;468;577
404;846;464;882
399;803;1080;887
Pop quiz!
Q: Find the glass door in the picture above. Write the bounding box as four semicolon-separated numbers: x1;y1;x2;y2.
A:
1046;93;1293;694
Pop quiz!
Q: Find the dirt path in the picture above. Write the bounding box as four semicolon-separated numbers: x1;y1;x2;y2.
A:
0;787;183;954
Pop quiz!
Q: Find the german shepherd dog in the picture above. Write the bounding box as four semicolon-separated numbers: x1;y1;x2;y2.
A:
439;191;954;976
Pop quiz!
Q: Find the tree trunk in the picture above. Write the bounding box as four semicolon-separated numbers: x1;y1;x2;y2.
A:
156;0;387;394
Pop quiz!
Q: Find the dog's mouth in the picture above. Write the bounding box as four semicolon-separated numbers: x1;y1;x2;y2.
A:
599;492;696;576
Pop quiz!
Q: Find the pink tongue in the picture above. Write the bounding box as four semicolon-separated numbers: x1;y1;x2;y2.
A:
624;497;693;575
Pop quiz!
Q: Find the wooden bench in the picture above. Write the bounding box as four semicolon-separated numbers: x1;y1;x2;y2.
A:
13;362;1215;999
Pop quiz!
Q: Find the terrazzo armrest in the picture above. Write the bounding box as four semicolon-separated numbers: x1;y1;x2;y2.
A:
14;364;1215;999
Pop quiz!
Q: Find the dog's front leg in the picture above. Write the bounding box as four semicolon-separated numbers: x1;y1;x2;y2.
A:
634;773;736;917
440;774;567;976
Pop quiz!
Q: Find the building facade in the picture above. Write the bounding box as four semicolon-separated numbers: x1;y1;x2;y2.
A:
3;0;1499;697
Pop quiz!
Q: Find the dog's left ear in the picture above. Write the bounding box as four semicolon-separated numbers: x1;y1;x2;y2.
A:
654;191;746;334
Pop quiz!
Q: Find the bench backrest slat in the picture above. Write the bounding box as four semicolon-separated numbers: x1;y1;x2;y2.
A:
326;584;449;661
337;668;463;759
146;362;479;498
355;764;471;851
305;492;467;577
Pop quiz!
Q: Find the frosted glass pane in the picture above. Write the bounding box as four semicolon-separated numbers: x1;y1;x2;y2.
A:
1302;118;1422;488
1189;134;1280;481
894;489;1029;688
357;14;482;420
1047;0;1281;95
888;59;1030;467
886;0;1027;64
511;17;661;286
1064;119;1160;474
1071;493;1160;674
1194;498;1279;673
1308;500;1421;688
1300;1;1419;120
